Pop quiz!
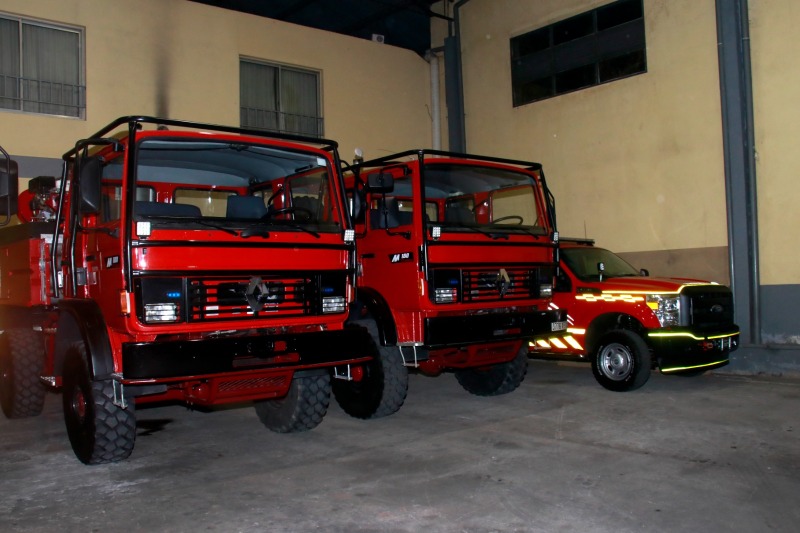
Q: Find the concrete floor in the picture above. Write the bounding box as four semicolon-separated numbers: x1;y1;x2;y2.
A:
1;359;798;533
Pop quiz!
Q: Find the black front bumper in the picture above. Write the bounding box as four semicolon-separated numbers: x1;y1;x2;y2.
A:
647;327;740;373
122;327;377;380
424;309;567;349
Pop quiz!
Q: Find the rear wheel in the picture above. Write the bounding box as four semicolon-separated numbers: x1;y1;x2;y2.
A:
62;342;136;464
591;329;651;392
255;372;331;433
333;321;408;419
454;347;528;396
0;328;47;419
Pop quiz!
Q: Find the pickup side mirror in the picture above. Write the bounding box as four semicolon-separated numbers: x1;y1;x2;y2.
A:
79;156;102;214
0;146;19;219
639;268;650;277
366;172;394;193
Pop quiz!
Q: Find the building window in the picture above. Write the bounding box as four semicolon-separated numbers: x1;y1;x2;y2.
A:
240;59;323;137
0;14;85;118
510;0;646;106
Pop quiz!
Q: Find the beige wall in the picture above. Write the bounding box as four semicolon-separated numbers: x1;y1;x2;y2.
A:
451;0;729;280
0;0;432;168
750;0;800;286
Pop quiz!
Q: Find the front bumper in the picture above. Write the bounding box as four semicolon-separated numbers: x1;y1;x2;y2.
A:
424;309;567;349
121;326;377;381
647;327;740;373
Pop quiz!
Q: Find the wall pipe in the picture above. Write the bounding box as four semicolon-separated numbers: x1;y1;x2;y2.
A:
715;0;761;344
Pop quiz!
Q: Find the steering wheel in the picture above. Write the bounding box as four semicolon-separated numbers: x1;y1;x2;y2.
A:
492;215;524;225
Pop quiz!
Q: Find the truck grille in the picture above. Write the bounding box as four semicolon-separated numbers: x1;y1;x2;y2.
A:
189;275;313;322
682;285;735;328
461;267;536;303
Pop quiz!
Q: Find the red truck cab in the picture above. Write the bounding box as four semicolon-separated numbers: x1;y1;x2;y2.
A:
334;149;567;418
529;239;740;391
0;117;376;463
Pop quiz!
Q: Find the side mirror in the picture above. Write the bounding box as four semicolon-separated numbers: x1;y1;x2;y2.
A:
0;146;19;219
597;261;605;282
78;156;102;214
639;268;650;277
366;172;394;193
350;187;365;223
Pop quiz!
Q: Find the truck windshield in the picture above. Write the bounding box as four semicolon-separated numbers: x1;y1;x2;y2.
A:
422;163;545;234
562;247;641;281
108;138;341;233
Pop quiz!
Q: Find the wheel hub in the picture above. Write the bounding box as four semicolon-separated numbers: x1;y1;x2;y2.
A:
599;343;633;381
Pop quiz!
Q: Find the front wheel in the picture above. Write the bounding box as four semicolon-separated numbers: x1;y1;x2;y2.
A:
0;328;47;419
591;329;651;392
255;372;331;433
62;342;136;464
333;321;408;420
454;347;528;396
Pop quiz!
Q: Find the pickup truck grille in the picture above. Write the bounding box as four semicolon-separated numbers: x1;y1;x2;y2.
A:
683;285;735;328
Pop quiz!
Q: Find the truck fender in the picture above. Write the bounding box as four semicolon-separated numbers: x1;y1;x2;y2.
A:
352;287;397;346
585;313;645;355
54;299;114;381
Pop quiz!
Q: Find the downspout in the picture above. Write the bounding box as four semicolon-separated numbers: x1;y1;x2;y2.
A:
715;0;761;344
426;49;442;150
443;0;474;153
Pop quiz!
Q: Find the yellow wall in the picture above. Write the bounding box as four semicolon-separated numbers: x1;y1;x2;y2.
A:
0;0;432;166
750;0;800;286
452;0;728;260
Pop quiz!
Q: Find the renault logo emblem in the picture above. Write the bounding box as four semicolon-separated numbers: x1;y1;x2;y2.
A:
496;269;511;297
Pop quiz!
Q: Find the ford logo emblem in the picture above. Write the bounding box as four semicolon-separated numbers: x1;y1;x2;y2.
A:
710;304;724;313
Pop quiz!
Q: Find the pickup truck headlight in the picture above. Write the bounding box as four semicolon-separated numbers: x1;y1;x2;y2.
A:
647;294;681;327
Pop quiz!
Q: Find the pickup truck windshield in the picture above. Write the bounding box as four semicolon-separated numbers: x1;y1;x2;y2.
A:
562;247;641;281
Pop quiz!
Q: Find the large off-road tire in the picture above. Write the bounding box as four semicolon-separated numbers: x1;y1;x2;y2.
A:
454;346;528;396
255;372;331;433
62;342;136;464
332;321;408;419
0;328;47;419
591;329;651;392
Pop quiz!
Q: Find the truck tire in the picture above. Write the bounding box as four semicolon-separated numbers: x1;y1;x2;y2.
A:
0;328;47;419
591;329;651;392
255;372;331;433
62;341;136;464
454;346;528;396
332;321;408;419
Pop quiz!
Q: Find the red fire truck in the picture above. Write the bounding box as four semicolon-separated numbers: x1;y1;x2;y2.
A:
0;117;377;464
333;149;567;419
529;239;739;391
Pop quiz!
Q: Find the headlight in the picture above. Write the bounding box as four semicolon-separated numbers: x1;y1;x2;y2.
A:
319;273;347;314
647;294;681;327
136;278;185;324
431;269;461;304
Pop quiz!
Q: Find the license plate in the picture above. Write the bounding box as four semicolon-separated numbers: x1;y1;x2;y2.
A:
551;321;568;332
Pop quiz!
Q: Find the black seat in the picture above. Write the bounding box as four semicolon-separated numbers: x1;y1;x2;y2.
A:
292;196;319;221
226;196;267;219
135;201;201;218
445;205;474;224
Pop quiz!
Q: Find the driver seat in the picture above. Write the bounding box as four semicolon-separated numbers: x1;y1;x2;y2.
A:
226;195;267;219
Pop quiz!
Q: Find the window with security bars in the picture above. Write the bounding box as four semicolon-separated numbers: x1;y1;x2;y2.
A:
240;59;323;137
510;0;646;106
0;14;85;118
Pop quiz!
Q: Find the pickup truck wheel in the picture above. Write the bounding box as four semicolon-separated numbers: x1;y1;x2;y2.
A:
255;372;331;433
0;329;47;419
332;321;408;419
591;330;651;392
62;342;136;464
454;347;528;396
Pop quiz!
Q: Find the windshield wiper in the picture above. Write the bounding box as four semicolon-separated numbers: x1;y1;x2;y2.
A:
443;222;508;240
261;218;320;239
141;215;240;236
